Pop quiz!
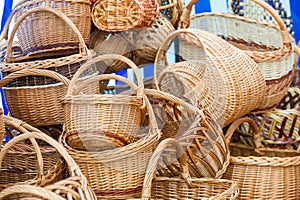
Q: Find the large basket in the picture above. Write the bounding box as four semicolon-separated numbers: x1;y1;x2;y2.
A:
0;132;96;200
0;69;70;126
0;7;94;87
64;54;148;143
0;115;65;192
179;0;295;112
144;89;230;179
92;0;159;32
223;117;300;199
137;138;239;199
154;28;267;127
13;0;91;58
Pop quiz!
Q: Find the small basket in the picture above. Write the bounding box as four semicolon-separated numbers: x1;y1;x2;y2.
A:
158;0;184;25
92;0;159;32
223;117;300;199
154;28;267;127
0;69;70;127
136;138;239;199
179;0;295;112
63;54;147;143
0;115;65;192
0;132;97;200
13;0;91;57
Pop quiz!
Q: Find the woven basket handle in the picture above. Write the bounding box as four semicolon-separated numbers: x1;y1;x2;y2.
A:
0;68;70;88
177;0;198;28
225;117;263;149
0;184;65;200
67;54;144;97
141;138;192;199
5;6;88;62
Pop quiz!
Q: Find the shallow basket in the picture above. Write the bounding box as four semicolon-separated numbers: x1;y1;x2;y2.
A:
0;132;96;200
0;115;65;192
179;0;295;112
135;138;239;200
154;28;267;127
223;117;300;199
13;0;91;57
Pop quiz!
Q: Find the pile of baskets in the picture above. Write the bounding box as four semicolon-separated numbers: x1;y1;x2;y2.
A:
0;0;299;199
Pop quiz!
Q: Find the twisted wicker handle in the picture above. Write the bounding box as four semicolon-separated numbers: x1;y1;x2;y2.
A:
0;184;64;200
67;54;144;97
0;68;70;88
177;0;198;28
225;117;263;148
141;138;192;199
5;6;88;62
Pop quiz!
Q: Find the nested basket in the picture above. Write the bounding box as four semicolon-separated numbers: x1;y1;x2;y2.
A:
63;54;148;143
92;0;159;32
13;0;91;57
144;89;230;179
158;0;184;25
0;132;97;200
0;69;70;126
0;115;65;192
223;117;300;199
61;78;160;198
0;7;94;85
133;138;239;200
154;28;267;127
179;0;295;112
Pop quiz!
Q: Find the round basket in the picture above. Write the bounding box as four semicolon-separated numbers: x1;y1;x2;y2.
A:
136;138;239;199
0;132;97;200
0;116;65;192
63;54;147;143
13;0;91;58
0;69;70;127
0;7;95;87
154;28;267;127
179;0;295;112
158;0;184;25
92;0;159;32
223;117;300;199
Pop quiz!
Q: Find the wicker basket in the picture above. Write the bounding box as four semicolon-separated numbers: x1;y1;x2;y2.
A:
158;0;184;25
0;115;65;192
0;69;70;127
0;132;97;200
136;138;239;199
154;28;267;127
13;0;91;58
64;54;148;143
277;87;300;109
223;117;300;199
144;89;230;179
0;7;95;86
92;0;159;32
179;0;295;112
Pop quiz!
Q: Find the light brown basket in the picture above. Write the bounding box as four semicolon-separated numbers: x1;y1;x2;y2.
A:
92;0;159;32
158;0;184;25
64;54;148;143
179;0;295;112
0;69;69;127
60;88;160;199
135;138;239;199
0;7;94;85
223;117;300;199
13;0;91;57
0;132;97;200
0;116;65;192
144;89;230;179
154;28;267;127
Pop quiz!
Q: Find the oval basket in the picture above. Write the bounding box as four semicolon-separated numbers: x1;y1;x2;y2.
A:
179;0;295;112
154;28;267;127
13;0;91;58
0;132;97;200
223;117;300;199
